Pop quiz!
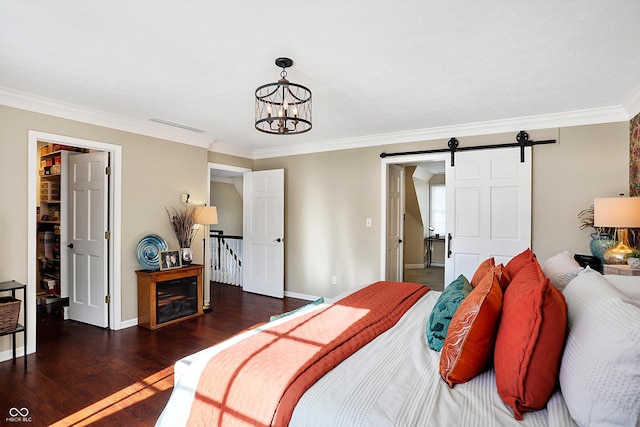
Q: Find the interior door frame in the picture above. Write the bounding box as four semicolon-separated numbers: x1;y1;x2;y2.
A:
380;152;448;280
28;131;122;354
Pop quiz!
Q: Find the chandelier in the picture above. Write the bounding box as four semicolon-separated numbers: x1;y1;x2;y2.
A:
255;57;312;135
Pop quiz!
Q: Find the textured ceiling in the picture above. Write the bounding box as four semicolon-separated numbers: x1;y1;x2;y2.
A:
1;0;639;158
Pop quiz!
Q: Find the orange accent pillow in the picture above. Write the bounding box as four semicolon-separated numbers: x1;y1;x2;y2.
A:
494;260;567;420
470;257;494;288
504;248;536;279
493;263;512;292
439;270;503;387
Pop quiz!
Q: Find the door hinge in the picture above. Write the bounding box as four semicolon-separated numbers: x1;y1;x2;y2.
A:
105;166;111;175
105;295;111;304
105;230;111;239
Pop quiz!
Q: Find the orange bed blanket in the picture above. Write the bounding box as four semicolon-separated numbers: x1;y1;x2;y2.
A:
187;281;429;427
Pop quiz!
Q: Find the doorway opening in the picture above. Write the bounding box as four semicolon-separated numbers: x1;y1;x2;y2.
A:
206;163;249;304
27;131;122;357
380;153;447;291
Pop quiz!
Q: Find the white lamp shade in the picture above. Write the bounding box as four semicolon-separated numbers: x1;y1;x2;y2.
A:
594;197;640;228
194;206;218;225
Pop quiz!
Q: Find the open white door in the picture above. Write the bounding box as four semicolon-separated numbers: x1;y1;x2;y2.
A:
444;147;531;286
242;169;284;298
67;152;109;327
386;165;404;281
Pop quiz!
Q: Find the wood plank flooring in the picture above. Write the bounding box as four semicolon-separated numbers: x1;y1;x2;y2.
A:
0;283;308;427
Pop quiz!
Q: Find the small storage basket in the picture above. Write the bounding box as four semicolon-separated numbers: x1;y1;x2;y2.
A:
0;296;21;332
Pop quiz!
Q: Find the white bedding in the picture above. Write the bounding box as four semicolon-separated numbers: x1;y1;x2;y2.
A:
158;288;577;426
290;291;575;427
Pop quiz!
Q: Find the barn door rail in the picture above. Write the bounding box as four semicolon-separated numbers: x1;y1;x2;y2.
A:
379;130;556;166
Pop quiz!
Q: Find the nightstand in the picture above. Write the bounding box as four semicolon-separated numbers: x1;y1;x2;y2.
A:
603;264;640;276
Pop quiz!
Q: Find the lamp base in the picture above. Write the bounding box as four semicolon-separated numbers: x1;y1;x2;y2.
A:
603;228;634;264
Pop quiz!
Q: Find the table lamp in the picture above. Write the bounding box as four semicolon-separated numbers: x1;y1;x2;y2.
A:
594;196;640;264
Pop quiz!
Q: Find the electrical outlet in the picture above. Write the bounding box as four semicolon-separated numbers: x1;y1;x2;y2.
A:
331;276;337;285
365;217;372;227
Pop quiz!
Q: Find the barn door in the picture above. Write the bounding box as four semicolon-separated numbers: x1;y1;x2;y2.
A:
444;147;531;286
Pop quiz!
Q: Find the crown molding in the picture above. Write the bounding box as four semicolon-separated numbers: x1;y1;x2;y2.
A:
207;141;254;160
1;87;631;160
0;87;214;149
252;106;629;159
624;84;640;119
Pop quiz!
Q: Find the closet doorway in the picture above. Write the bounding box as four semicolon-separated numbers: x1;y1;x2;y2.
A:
27;131;122;357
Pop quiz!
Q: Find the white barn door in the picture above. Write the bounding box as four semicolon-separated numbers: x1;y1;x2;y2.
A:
444;147;531;286
242;169;285;298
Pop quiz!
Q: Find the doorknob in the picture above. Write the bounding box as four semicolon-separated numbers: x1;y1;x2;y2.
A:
447;233;452;258
67;243;74;249
399;239;403;243
274;238;283;243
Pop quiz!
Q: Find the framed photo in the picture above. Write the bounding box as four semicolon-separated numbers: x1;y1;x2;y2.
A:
159;250;182;270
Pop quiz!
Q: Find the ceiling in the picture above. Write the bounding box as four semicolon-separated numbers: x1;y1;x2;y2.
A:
1;1;640;159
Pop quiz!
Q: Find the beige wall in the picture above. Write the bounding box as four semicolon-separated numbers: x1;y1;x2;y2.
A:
404;166;424;266
208;151;253;170
256;149;382;297
532;123;629;261
210;181;243;235
0;105;208;356
252;123;629;298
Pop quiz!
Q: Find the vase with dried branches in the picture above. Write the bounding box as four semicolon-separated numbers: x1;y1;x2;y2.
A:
166;204;197;265
578;205;616;263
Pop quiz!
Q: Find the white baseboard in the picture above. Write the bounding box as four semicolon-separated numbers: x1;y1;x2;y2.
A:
404;262;445;269
118;318;138;330
0;346;25;363
284;290;319;301
404;263;426;269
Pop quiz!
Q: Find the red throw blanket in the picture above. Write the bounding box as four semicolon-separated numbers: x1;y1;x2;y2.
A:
187;281;428;427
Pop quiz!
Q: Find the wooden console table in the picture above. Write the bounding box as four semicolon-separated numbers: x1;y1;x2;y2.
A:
136;264;203;330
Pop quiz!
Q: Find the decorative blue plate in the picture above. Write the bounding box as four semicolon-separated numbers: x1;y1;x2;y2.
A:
136;234;168;270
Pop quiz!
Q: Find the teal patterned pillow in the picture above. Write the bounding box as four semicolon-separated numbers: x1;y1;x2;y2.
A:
426;275;473;351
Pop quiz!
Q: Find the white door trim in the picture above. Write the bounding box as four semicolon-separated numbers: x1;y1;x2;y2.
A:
380;153;448;280
27;131;122;354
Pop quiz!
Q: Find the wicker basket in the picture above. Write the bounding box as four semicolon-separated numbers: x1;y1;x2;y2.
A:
0;296;21;333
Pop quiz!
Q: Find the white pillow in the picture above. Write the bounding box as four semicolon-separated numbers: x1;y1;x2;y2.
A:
541;251;583;291
560;268;640;427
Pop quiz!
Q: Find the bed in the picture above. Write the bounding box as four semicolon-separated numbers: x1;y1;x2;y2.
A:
156;250;640;427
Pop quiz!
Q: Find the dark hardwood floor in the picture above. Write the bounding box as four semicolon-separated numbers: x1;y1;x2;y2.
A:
0;283;308;426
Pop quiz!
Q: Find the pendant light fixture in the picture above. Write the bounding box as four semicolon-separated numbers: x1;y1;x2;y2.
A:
255;57;312;135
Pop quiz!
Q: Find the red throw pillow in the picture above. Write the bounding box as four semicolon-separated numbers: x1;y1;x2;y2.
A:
494;260;568;420
470;257;494;288
439;270;503;387
504;248;536;279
